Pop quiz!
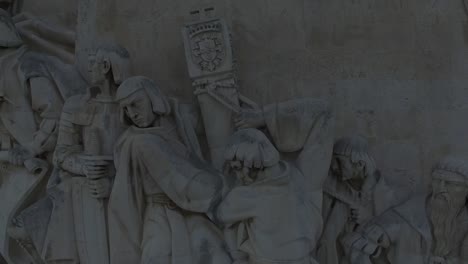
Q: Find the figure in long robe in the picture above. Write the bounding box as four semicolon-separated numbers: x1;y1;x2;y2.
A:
109;76;231;264
0;9;85;263
316;136;411;264
47;44;130;264
343;156;468;264
215;128;317;264
233;96;335;255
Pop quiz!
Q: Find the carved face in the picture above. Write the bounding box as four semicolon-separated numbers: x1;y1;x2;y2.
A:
331;155;365;181
431;178;467;209
88;52;110;86
119;89;157;128
430;176;468;257
229;160;259;185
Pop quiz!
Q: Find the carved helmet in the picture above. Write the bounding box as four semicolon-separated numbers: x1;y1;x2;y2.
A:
0;8;22;48
116;76;171;125
225;128;280;169
432;156;468;187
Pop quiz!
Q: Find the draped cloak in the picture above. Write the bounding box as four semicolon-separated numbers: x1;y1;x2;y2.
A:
108;102;231;264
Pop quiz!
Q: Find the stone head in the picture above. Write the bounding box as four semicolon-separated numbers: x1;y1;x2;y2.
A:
429;156;468;257
431;157;468;210
224;128;280;185
88;44;130;86
0;8;22;48
331;136;376;183
116;76;171;128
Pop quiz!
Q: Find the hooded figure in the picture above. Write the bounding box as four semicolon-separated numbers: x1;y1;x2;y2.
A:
108;76;231;264
317;136;408;264
216;128;316;264
344;156;468;264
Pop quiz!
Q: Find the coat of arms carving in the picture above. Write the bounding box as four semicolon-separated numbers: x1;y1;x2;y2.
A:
182;18;233;79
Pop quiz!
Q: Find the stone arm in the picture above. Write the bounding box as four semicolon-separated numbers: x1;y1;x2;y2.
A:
262;98;335;192
215;186;259;227
180;102;205;136
135;134;224;213
28;77;64;156
13;13;76;63
53;110;84;176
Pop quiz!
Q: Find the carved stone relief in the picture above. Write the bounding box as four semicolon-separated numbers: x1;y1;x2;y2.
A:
0;2;467;264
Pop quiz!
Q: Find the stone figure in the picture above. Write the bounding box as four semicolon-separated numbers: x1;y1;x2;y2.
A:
215;128;317;264
5;51;87;264
344;156;468;264
0;10;85;263
228;97;334;264
316;136;410;264
46;44;130;264
108;76;231;264
0;9;42;166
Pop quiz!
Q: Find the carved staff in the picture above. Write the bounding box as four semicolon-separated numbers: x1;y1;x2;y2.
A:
183;15;258;169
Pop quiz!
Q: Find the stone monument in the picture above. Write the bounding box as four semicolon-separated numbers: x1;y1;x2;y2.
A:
0;1;467;264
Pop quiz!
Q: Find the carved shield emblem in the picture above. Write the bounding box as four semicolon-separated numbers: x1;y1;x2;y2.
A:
192;32;225;72
189;21;226;72
183;18;233;79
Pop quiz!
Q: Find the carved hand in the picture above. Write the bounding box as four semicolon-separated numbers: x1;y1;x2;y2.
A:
8;146;34;166
88;177;111;199
341;232;377;264
82;158;110;179
234;109;266;129
350;205;373;225
363;224;390;248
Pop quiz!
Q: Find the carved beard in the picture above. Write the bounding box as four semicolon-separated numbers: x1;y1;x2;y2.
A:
430;193;460;257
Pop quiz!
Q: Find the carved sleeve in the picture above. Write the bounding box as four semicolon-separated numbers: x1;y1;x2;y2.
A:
135;134;223;212
28;77;64;155
215;186;259;226
262;98;332;152
53;110;84;175
263;98;335;193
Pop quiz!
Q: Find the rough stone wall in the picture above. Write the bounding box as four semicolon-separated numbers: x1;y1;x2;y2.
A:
27;0;468;187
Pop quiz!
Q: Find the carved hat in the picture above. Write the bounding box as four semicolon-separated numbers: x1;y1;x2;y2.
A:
224;128;280;168
432;156;468;186
0;8;22;48
116;76;171;123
